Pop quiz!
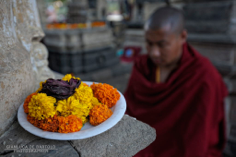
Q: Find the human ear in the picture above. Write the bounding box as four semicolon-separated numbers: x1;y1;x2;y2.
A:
180;30;187;44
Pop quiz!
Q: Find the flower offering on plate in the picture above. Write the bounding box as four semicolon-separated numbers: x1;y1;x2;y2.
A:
22;74;121;134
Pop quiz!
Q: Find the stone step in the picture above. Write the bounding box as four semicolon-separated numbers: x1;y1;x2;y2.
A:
0;115;156;157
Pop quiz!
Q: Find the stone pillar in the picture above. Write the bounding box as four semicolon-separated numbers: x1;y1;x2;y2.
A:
36;0;48;27
0;0;35;135
183;1;236;156
67;0;88;23
96;0;107;20
13;0;54;86
0;0;54;136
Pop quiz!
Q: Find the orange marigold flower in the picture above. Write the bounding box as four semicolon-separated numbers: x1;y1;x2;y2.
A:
39;115;59;132
89;104;113;126
23;93;37;114
57;115;83;133
27;115;58;132
27;114;41;128
90;83;120;108
27;115;83;133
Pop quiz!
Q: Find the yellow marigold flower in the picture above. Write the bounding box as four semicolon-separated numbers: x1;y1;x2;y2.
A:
73;85;93;104
91;97;100;107
74;102;92;124
24;93;37;114
62;74;81;82
56;96;80;117
56;96;91;124
28;93;56;120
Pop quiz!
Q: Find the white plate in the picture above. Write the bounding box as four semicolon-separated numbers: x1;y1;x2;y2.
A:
17;81;126;140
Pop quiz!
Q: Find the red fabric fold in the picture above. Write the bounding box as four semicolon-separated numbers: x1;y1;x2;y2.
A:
124;43;228;157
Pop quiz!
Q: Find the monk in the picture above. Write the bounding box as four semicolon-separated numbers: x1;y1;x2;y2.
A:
124;6;228;157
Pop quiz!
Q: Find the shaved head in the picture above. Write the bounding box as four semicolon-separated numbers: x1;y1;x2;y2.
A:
145;7;185;34
144;6;187;67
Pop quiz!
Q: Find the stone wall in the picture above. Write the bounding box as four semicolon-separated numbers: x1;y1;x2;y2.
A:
36;0;47;27
0;0;54;136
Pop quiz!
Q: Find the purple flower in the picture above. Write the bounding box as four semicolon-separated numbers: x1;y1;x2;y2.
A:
39;78;81;100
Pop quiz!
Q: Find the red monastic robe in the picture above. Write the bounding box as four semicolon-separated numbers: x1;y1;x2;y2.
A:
124;43;228;157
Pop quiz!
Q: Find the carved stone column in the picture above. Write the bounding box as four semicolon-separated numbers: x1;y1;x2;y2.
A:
0;0;54;135
0;0;35;135
13;0;54;86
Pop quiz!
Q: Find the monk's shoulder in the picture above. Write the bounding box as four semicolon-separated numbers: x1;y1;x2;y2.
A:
195;54;216;72
133;54;149;69
191;53;222;82
189;53;228;98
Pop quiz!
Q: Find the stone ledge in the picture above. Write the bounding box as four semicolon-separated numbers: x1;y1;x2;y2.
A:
0;115;156;157
71;115;156;157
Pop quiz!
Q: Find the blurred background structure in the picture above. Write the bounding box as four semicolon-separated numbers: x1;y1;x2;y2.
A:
36;0;236;156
